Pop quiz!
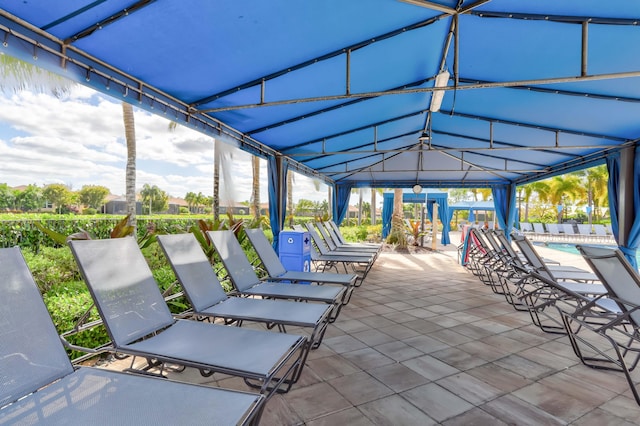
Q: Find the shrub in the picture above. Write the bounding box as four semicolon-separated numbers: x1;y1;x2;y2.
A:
43;280;109;360
82;208;97;215
23;247;81;293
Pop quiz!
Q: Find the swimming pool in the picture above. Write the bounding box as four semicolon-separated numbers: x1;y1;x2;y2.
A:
533;241;640;263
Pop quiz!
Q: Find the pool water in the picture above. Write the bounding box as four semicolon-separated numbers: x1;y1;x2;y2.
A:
535;242;640;263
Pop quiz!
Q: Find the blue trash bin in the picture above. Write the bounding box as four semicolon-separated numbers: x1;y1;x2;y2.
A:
278;231;311;282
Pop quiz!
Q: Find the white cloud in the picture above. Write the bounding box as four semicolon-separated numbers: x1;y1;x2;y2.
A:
0;87;330;204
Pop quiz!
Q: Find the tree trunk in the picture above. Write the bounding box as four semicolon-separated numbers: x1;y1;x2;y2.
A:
122;102;137;233
357;188;363;226
389;188;407;247
251;156;260;219
370;189;376;225
213;139;220;221
287;170;294;227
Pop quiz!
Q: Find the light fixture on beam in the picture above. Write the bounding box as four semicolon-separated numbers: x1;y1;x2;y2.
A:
429;70;450;113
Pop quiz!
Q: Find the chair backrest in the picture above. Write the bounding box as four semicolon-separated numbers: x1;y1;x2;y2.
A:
304;223;331;255
482;229;504;254
577;224;593;236
328;220;347;244
323;222;343;246
68;238;175;347
495;230;524;266
157;233;228;313
546;223;561;235
562;224;576;235
520;222;533;232
511;234;554;280
314;222;338;250
0;247;75;408
578;245;640;326
207;230;261;292
532;223;546;234
244;228;287;277
593;224;608;236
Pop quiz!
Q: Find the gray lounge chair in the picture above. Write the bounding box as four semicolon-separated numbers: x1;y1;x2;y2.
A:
157;233;332;352
511;234;603;332
324;220;382;249
302;223;375;280
68;238;308;400
512;234;599;282
315;221;380;257
207;230;347;321
0;246;264;425
566;245;640;405
244;228;358;306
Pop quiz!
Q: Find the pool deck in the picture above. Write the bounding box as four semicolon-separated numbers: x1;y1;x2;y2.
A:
101;232;639;425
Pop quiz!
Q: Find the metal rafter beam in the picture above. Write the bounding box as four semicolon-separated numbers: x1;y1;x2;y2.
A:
191;15;443;107
247;77;433;135
471;10;640;26
431;130;582;159
280;110;425;154
199;70;640;113
398;0;456;15
459;78;640;104
63;0;156;44
440;110;629;142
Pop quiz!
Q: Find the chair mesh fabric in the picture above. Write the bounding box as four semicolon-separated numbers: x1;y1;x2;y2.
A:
68;238;175;347
157;234;228;312
0;247;74;408
207;230;262;292
245;228;287;277
0;367;261;425
579;245;640;326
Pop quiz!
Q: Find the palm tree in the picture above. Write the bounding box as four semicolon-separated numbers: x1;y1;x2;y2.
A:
388;188;407;247
584;165;608;223
122;102;137;230
287;170;295;226
251;156;261;220
547;175;585;223
213;139;221;221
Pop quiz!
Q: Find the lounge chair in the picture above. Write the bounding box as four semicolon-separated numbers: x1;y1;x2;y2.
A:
303;223;376;280
244;228;358;305
316;221;381;257
561;223;578;239
0;246;264;425
593;224;612;242
207;230;347;322
324;220;382;248
520;222;534;233
511;234;598;281
577;224;594;240
68;238;308;400
532;222;546;239
157;233;333;352
510;234;603;332
545;223;563;241
563;245;640;405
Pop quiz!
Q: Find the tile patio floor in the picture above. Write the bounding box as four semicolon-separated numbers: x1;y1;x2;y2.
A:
104;237;640;425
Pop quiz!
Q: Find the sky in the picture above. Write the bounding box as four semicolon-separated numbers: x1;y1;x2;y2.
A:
0;85;332;206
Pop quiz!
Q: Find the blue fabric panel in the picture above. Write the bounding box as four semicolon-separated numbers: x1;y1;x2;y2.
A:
332;183;353;226
268;156;288;252
381;195;394;239
492;184;517;239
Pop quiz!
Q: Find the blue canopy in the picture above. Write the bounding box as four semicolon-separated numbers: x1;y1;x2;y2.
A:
1;2;640;261
448;200;495;224
381;190;450;244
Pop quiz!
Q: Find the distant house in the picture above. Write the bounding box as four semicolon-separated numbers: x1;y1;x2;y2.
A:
167;197;189;214
103;195;142;215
